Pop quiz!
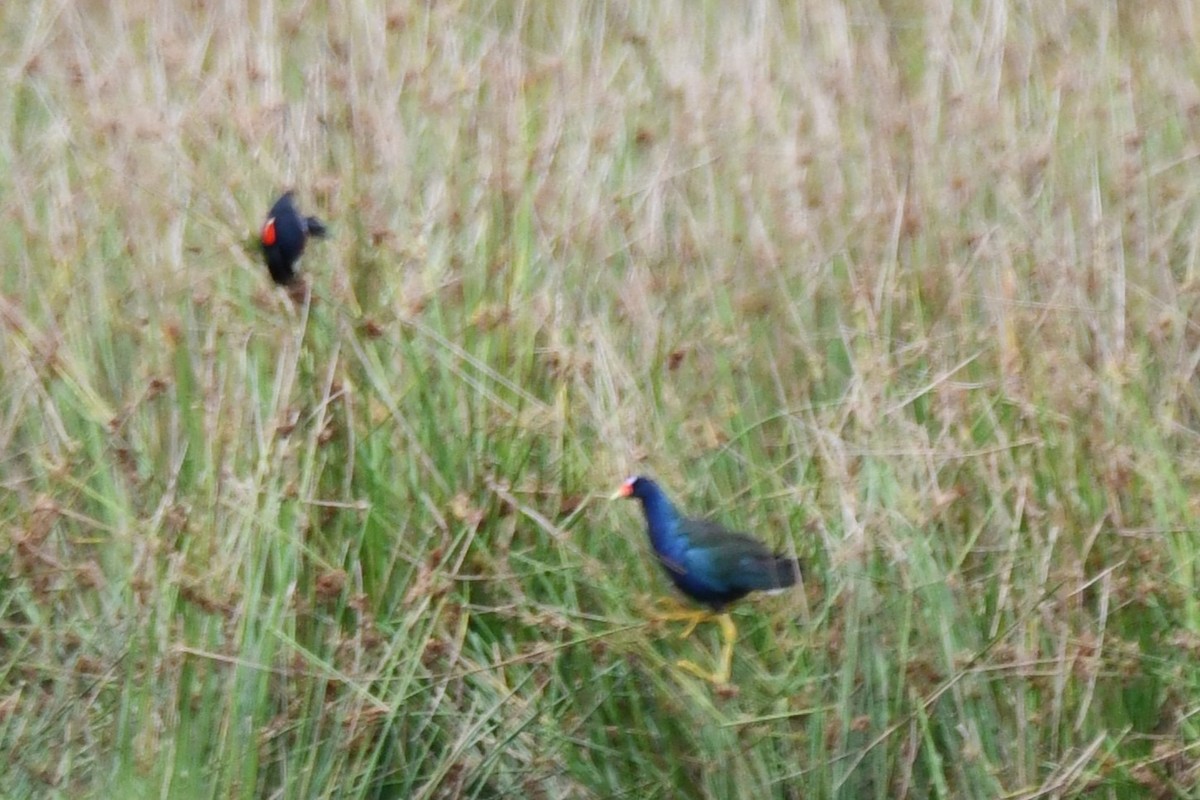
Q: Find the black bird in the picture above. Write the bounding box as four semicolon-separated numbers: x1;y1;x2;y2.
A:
259;191;328;285
614;475;800;684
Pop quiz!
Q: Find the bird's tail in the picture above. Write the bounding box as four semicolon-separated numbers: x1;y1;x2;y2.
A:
763;554;801;590
306;216;329;238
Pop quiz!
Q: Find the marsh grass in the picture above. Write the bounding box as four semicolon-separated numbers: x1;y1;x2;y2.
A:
3;1;1200;797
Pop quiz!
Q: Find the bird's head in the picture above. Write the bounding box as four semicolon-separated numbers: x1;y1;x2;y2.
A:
612;475;654;500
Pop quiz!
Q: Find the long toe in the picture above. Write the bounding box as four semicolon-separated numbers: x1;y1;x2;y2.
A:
649;596;691;614
675;659;726;684
646;608;715;639
678;613;711;639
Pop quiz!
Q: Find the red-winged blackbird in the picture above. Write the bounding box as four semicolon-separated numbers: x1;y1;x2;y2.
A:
260;192;328;285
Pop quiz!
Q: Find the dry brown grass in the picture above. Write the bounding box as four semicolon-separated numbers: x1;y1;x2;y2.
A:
3;1;1200;797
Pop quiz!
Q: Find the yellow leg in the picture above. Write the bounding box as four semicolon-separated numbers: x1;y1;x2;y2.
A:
647;603;738;685
648;596;693;616
674;613;737;684
648;603;717;639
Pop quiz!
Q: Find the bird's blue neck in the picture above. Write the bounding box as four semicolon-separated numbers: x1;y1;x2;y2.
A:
636;486;682;556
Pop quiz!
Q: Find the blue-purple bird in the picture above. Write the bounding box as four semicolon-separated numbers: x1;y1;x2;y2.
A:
614;475;800;683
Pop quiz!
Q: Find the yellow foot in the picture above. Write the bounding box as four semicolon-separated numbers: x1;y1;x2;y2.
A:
647;596;692;615
675;658;730;685
647;608;738;685
649;609;717;639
